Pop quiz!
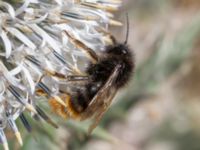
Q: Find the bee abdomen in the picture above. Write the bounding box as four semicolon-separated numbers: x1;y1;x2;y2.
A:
70;91;88;113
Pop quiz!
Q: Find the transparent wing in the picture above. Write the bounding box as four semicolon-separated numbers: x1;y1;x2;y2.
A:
88;89;117;134
88;64;121;108
83;64;121;133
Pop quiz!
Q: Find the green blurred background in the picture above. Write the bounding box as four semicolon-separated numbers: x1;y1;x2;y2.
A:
5;0;200;149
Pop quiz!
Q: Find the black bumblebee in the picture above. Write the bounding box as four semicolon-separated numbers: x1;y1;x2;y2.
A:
48;15;134;133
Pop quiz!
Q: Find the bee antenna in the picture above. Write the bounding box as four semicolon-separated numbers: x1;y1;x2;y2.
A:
124;13;129;45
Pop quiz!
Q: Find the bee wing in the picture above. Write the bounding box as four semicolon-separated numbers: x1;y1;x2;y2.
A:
86;64;121;134
88;90;117;134
88;64;121;107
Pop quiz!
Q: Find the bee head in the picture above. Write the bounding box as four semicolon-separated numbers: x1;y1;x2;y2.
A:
105;13;131;57
106;44;130;57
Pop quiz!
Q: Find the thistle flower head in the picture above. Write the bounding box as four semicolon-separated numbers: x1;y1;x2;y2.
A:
0;0;122;149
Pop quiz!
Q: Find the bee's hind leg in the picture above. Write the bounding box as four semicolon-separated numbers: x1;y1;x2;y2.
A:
64;31;99;64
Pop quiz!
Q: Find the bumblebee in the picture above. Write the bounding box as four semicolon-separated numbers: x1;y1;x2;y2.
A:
39;16;134;133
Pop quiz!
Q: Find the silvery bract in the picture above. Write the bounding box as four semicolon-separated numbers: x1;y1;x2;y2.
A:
0;0;122;149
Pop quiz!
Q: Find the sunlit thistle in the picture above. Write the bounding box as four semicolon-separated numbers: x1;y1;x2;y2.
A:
0;0;123;149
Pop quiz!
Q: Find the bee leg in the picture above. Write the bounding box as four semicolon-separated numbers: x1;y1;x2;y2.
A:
36;81;67;107
66;75;89;82
48;94;72;119
64;31;99;63
40;66;88;81
35;75;88;97
96;27;117;45
44;69;66;79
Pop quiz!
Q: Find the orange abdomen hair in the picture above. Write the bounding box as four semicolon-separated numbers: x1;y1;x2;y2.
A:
48;94;82;120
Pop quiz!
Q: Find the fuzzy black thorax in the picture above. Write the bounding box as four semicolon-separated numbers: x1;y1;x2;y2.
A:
87;44;134;89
